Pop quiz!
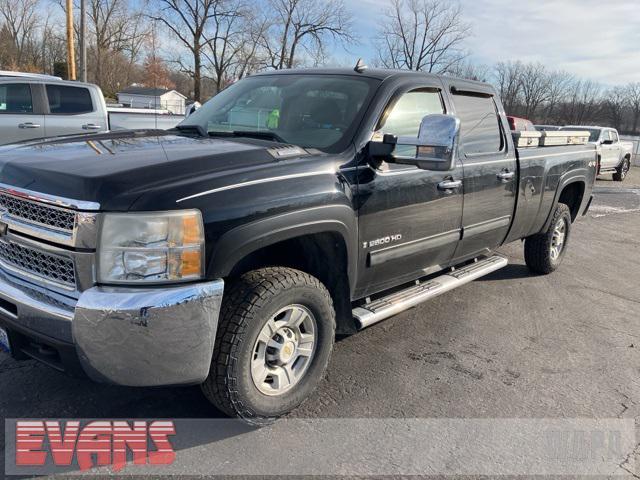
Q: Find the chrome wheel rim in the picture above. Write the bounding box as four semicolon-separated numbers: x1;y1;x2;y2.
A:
251;305;317;396
550;218;567;261
622;160;629;178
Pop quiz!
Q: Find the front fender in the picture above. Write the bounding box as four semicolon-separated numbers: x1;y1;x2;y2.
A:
208;204;359;292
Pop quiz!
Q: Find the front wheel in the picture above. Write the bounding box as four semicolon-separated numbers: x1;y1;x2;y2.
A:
524;203;572;274
201;267;335;425
613;158;630;182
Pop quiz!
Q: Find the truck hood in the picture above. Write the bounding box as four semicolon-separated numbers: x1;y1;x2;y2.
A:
0;130;329;210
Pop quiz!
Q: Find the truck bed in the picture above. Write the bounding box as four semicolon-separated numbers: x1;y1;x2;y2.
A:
506;144;597;243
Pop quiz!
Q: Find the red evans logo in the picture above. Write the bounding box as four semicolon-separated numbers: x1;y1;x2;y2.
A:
16;420;176;472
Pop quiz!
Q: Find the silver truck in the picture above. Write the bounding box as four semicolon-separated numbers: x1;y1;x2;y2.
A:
0;72;183;146
562;126;633;181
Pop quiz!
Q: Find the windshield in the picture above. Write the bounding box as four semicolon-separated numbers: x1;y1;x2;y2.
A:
562;127;601;142
179;74;380;153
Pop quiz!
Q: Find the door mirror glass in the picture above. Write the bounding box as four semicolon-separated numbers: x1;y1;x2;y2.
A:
371;114;460;171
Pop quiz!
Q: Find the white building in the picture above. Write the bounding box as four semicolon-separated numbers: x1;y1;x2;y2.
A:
116;86;187;115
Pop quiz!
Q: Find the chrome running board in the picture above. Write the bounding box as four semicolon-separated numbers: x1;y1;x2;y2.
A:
353;255;508;329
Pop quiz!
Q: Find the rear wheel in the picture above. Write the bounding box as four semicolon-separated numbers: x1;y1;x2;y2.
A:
613;158;630;182
524;203;572;274
201;267;335;425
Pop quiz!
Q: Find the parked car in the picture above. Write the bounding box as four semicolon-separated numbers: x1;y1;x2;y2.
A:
562;126;633;181
535;125;561;131
0;72;183;146
507;115;535;131
0;68;596;425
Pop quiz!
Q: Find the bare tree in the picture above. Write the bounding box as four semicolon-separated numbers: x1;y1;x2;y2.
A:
0;0;41;66
150;0;230;101
541;70;574;124
142;25;175;89
375;0;470;73
231;14;269;80
625;83;640;134
202;0;247;92
444;59;489;82
561;79;602;125
120;9;151;88
35;11;66;74
261;0;354;70
67;0;151;94
603;86;628;132
520;62;550;119
493;61;523;116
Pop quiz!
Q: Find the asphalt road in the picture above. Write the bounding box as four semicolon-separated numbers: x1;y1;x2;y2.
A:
1;170;640;477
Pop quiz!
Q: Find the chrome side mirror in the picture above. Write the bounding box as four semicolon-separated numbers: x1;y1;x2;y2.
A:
395;114;460;171
368;114;461;171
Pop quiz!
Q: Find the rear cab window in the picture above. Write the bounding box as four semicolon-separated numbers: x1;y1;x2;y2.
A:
0;84;33;114
46;84;94;114
451;93;504;156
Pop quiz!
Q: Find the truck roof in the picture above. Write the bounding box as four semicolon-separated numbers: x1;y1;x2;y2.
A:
252;67;491;89
0;74;97;88
0;70;62;80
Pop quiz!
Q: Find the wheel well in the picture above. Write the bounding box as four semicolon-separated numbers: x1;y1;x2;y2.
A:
558;182;585;221
227;232;356;334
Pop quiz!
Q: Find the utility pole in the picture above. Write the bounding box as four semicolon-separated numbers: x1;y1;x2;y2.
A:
66;0;76;80
80;0;87;82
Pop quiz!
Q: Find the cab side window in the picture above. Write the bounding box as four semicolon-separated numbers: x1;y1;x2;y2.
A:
379;90;445;136
451;93;503;155
610;130;619;142
0;84;33;114
46;85;94;114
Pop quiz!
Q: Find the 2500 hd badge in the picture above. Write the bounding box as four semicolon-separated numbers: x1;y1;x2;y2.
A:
363;234;403;249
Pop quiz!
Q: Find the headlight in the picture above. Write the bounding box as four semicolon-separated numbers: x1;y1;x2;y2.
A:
98;210;205;284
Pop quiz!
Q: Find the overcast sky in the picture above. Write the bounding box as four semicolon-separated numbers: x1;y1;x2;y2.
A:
346;0;640;86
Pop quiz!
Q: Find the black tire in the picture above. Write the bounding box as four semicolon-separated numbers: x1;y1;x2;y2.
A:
613;157;630;182
524;203;572;275
201;267;335;425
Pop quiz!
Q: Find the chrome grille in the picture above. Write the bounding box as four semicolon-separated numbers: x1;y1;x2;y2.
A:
0;192;76;232
0;240;75;288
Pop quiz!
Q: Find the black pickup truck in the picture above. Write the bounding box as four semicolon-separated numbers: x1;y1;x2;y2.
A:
0;68;596;424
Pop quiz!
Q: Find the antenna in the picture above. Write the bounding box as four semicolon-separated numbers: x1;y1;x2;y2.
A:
354;58;368;74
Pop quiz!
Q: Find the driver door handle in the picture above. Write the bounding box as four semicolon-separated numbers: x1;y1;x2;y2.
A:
437;179;462;191
497;170;515;181
82;123;102;130
18;122;40;129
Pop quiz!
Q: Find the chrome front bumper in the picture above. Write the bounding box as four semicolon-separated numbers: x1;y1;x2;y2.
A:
0;274;224;387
